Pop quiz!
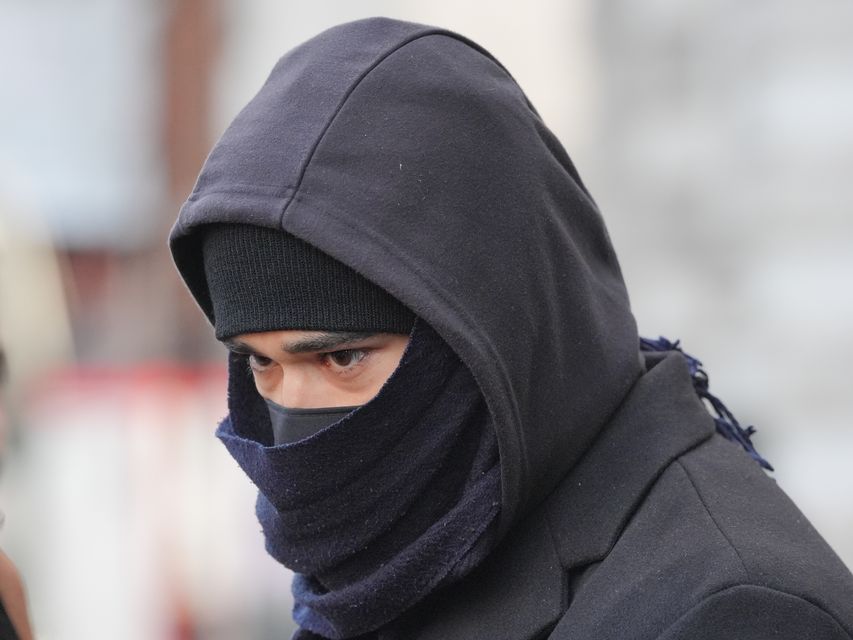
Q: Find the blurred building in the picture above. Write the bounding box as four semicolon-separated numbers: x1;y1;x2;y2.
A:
586;0;853;567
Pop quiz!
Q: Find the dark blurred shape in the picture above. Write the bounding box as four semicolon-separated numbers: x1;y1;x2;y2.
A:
0;549;33;640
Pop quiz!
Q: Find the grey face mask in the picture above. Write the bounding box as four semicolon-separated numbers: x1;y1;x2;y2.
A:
264;398;361;445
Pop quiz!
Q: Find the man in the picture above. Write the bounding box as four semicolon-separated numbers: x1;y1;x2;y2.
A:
0;349;35;640
0;548;34;640
169;17;853;640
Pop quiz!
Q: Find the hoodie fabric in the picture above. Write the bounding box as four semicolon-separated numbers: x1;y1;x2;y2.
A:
170;17;853;640
171;15;641;539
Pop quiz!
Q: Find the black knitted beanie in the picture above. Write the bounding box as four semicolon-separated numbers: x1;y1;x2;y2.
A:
201;223;416;339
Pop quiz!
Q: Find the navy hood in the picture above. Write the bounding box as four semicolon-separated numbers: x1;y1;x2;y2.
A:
169;17;643;535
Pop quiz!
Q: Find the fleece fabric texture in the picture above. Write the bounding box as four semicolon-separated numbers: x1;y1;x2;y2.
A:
169;16;853;640
216;318;501;638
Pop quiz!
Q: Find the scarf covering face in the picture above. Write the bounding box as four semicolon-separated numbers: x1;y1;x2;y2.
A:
215;318;502;639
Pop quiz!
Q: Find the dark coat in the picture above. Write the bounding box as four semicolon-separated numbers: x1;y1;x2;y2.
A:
396;351;853;640
169;16;853;639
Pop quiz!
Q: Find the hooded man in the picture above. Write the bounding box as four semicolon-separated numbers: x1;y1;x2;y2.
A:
169;17;853;640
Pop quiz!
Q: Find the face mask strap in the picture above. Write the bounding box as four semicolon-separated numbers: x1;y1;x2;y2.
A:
264;399;362;416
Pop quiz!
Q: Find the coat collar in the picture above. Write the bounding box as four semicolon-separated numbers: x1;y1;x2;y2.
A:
402;351;715;640
544;350;716;571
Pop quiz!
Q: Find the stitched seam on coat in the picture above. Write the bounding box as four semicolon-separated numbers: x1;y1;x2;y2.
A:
277;30;445;224
277;30;507;227
674;459;750;581
543;506;571;612
576;434;714;567
653;583;853;640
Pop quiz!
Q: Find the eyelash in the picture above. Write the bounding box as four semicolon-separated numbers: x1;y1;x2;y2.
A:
321;349;369;371
245;353;272;374
241;349;370;376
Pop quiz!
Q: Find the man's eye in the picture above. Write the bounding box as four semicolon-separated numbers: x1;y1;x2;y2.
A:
324;349;367;369
248;354;274;372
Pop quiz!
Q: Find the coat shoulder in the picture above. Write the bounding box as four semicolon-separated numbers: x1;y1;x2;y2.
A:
652;583;853;640
548;435;853;640
676;437;853;630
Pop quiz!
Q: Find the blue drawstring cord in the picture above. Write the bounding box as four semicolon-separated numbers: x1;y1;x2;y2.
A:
640;336;774;471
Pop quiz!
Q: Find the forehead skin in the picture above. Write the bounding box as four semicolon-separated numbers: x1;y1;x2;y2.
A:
223;330;379;356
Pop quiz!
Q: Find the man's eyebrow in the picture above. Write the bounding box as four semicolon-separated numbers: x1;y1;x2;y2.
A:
222;332;378;355
222;338;258;354
282;331;378;354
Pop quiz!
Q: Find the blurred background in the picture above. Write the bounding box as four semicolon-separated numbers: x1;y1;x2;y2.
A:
1;0;851;638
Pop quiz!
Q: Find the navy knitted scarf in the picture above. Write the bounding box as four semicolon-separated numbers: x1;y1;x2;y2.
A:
640;336;772;471
215;319;502;639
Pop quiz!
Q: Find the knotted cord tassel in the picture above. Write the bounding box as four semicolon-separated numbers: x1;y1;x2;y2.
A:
640;336;774;471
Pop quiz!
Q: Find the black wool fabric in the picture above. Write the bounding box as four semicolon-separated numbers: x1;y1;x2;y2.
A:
202;223;415;339
215;318;501;639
